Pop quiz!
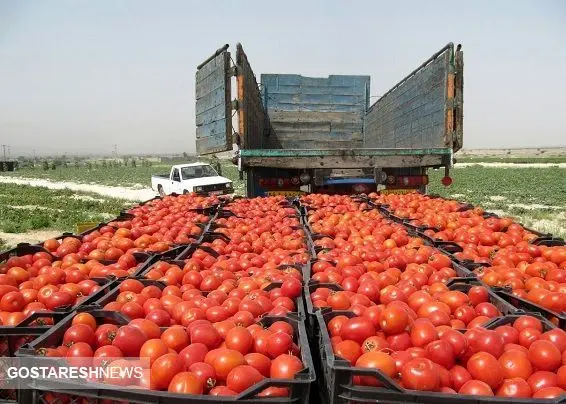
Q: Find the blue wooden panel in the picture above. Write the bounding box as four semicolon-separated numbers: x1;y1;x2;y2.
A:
261;74;369;149
195;51;231;154
364;45;452;149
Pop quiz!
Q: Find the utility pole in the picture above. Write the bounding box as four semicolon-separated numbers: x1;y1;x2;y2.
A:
1;144;6;160
113;144;118;157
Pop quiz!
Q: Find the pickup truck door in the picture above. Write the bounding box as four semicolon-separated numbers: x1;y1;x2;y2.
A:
170;168;182;194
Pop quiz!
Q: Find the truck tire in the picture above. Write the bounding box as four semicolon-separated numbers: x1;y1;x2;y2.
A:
157;185;165;197
183;189;189;194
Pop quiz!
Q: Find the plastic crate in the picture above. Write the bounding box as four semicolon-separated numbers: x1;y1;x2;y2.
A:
17;310;315;404
445;279;520;317
303;281;344;336
133;256;308;321
493;288;566;330
531;238;566;247
92;277;167;308
0;243;54;263
0;311;70;402
315;310;563;404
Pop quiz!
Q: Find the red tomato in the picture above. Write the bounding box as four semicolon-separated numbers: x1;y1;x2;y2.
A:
466;352;503;389
400;358;439;391
212;349;245;381
425;340;455;369
244;352;271;377
528;371;558;392
355;351;396;386
63;324;95;346
379;305;409;334
178;343;208;369
226;365;264;393
160;326;189;352
151;353;184;390
270;354;303;379
339;317;376;344
112;325;147;357
139;339;169;366
498;350;533;380
458;380;494;396
334;340;362;365
410;318;438;348
528;340;562;371
266;331;293;359
225;326;253;355
496;378;532;398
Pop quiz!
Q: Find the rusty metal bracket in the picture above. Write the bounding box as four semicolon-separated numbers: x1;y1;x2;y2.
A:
228;65;239;77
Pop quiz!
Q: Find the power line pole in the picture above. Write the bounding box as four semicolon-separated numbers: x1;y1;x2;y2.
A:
113;144;118;157
1;145;6;160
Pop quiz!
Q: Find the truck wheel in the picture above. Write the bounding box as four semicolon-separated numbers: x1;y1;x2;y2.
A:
183;189;189;194
157;185;165;197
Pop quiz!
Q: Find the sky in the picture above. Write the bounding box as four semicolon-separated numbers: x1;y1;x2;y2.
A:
0;0;565;156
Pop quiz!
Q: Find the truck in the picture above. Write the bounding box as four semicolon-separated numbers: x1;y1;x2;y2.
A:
151;162;233;196
194;42;463;196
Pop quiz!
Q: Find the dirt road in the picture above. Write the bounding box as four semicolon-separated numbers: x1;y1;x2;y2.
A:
0;176;155;201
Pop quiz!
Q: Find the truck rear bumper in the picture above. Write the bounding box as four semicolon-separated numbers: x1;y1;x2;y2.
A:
240;148;452;169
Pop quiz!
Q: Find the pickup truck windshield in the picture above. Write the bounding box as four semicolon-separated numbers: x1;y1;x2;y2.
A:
181;165;218;179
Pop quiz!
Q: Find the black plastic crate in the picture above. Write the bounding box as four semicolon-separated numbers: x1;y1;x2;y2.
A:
17;309;315;404
134;255;307;320
92;277;167;309
0;243;54;263
445;280;520;317
315;309;563;404
303;281;344;335
493;289;566;330
531;238;566;247
0;311;71;403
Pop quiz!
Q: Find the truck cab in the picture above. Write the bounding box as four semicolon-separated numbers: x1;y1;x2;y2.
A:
194;43;463;197
151;163;233;196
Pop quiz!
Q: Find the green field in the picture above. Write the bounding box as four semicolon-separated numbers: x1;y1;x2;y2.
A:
455;156;566;164
429;166;566;238
0;183;130;234
2;161;246;193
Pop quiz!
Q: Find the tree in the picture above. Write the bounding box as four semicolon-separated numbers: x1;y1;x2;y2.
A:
42;161;49;171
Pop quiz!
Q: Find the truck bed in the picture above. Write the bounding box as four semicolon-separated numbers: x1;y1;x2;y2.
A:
240;148;452;169
152;174;170;179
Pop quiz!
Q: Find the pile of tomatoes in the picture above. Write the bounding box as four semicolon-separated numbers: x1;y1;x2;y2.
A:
6;195;313;399
301;194;566;399
36;311;305;396
38;194;220;262
126;197;309;322
303;195;508;329
369;192;566;317
0;249;121;326
329;312;566;398
99;271;303;326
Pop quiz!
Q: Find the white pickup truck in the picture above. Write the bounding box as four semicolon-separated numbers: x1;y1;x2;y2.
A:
151;163;233;196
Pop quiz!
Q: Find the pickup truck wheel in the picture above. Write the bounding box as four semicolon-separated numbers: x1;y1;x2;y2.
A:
157;185;165;197
183;189;189;194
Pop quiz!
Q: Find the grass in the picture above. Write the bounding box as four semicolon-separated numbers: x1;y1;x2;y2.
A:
0;183;130;234
428;166;566;238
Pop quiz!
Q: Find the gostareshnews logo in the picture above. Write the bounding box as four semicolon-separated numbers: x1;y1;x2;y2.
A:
0;357;150;390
